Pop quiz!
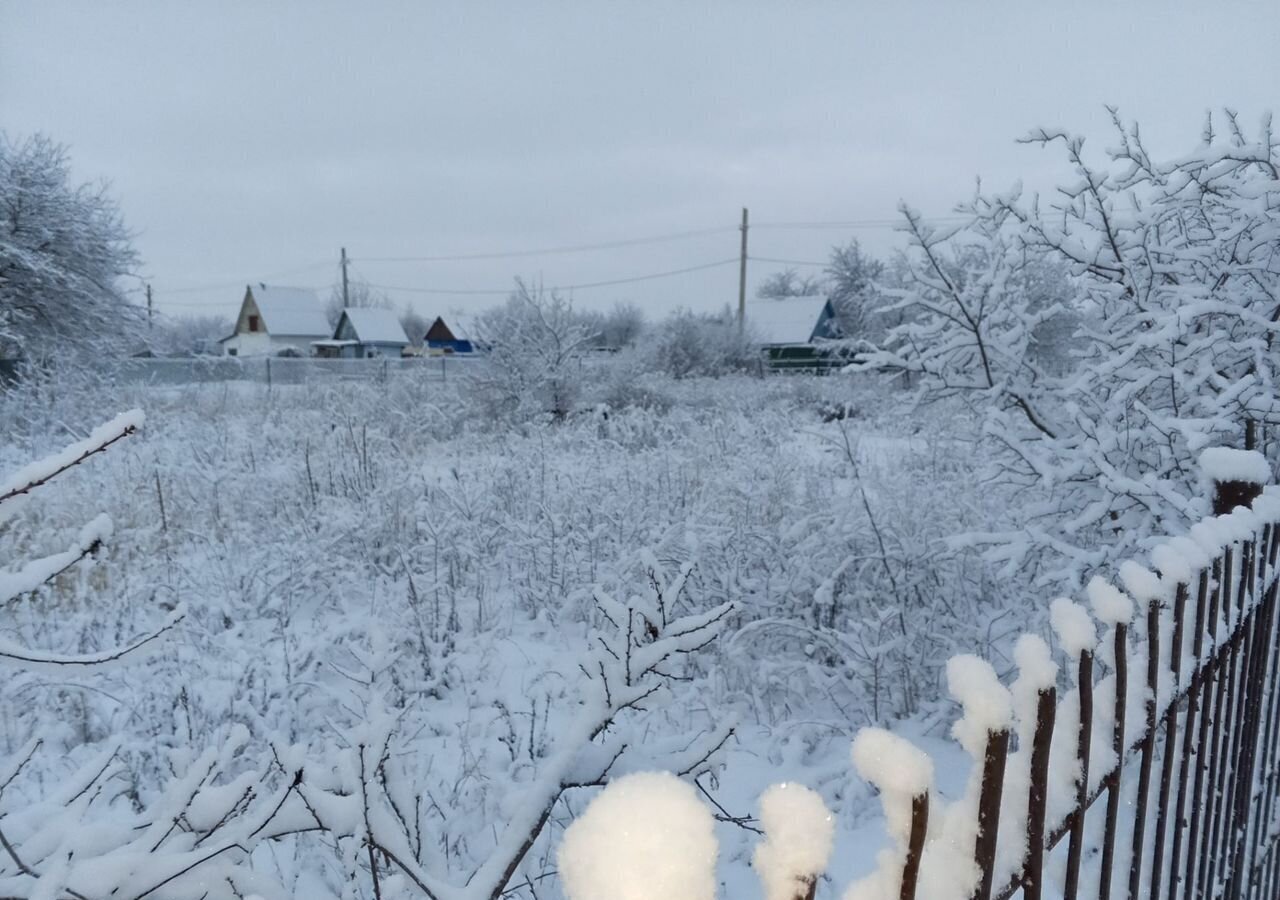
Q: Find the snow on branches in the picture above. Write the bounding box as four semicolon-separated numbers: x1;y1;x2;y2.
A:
862;110;1280;588
304;563;735;900
0;409;185;662
0;414;738;900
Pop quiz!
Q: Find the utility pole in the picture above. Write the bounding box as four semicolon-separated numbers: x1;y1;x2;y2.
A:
737;207;749;333
146;283;153;329
340;247;350;308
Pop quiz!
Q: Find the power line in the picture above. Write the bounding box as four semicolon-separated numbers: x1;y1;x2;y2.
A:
367;258;739;296
155;286;329;309
153;260;334;294
752;216;967;230
353;226;738;263
750;256;829;267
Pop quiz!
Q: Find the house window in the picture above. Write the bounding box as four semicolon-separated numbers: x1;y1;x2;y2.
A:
228;348;238;357
248;315;260;332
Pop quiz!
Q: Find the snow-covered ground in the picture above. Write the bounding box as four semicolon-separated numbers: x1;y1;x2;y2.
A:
0;369;1025;898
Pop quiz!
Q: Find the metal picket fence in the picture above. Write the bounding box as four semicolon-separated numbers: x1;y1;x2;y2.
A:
874;468;1280;900
111;355;478;386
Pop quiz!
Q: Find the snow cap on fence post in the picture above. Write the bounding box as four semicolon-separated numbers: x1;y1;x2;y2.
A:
753;782;836;900
1251;491;1280;526
1150;536;1208;587
947;655;1013;758
1011;635;1057;741
1117;562;1163;607
1189;519;1230;556
845;728;935;900
1050;597;1097;659
851;728;933;845
1086;577;1134;628
558;771;718;900
1200;447;1270;515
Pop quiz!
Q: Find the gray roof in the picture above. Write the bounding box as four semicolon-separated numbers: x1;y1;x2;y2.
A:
250;285;330;337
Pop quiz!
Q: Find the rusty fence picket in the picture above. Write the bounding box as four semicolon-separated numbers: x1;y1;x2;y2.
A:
859;469;1280;900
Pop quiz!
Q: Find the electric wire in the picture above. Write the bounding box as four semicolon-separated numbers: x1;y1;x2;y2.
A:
143;214;968;310
154;260;334;294
750;256;830;267
352;227;738;263
752;215;967;230
366;258;739;296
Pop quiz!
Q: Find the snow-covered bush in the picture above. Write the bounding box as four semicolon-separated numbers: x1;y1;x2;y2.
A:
0;366;1015;898
463;281;595;423
641;309;763;379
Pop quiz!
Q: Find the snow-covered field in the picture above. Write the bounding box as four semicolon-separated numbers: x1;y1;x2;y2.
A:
0;368;1031;897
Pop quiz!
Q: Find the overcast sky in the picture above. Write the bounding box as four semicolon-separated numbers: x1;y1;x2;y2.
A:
3;2;1278;322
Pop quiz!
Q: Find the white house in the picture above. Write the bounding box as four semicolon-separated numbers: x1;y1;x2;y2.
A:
220;285;330;357
313;307;409;358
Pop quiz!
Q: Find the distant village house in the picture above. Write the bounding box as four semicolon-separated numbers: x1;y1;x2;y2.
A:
220;285;330;357
746;296;846;370
423;317;473;355
313;308;410;358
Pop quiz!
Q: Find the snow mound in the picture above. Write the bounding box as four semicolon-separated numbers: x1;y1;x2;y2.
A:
559;771;717;900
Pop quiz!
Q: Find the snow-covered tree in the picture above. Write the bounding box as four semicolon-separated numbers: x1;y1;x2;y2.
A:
756;268;823;300
147;313;233;356
577;301;646;349
0;133;140;361
824;239;887;342
325;277;393;328
864;110;1280;586
400;302;430;348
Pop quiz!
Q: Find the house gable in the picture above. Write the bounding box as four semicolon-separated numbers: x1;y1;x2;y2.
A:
424;317;456;343
335;312;358;341
232;288;266;336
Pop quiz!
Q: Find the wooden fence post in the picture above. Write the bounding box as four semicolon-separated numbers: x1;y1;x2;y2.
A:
1023;687;1056;900
972;728;1010;900
900;793;929;900
1127;595;1161;900
1064;648;1094;900
1150;581;1189;900
1186;555;1225;897
1098;620;1129;900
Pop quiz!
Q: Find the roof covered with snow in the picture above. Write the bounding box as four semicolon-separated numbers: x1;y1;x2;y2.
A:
746;296;831;345
338;307;409;345
249;285;330;337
